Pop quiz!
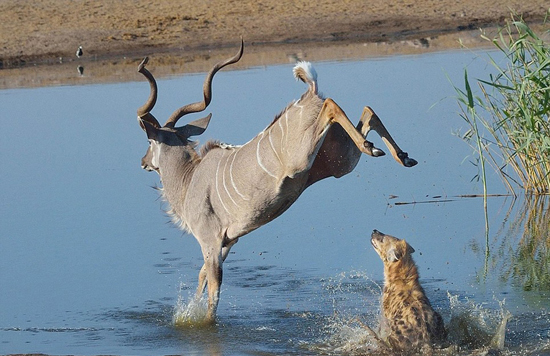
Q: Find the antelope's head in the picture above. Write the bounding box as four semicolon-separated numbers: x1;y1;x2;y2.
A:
136;41;244;174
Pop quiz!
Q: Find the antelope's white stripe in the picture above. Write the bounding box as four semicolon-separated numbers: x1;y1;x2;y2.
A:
268;128;283;165
229;149;249;201
294;101;304;117
256;132;277;178
284;111;290;155
215;159;232;216
222;151;241;208
278;117;285;152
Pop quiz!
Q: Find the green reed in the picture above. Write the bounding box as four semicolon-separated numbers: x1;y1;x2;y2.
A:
455;12;550;195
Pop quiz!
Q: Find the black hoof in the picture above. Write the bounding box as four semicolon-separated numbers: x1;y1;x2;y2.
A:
404;157;418;167
372;148;386;157
398;152;418;167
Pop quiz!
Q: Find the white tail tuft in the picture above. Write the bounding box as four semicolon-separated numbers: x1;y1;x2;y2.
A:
293;61;318;94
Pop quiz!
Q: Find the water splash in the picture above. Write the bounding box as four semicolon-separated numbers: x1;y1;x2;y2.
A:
309;315;387;355
172;283;210;328
307;272;514;355
447;292;512;351
322;271;383;316
306;271;390;354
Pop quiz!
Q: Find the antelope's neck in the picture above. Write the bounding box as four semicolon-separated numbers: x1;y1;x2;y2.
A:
159;150;200;215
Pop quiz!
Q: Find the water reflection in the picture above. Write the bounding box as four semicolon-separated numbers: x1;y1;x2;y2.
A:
0;27;493;89
484;195;550;292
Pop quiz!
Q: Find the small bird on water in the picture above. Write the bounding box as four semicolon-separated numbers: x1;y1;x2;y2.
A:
76;46;83;58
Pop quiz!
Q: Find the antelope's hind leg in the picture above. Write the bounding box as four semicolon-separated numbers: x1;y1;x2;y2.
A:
359;106;417;167
318;98;386;157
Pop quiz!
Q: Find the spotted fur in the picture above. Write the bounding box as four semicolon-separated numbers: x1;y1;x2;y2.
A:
371;230;447;354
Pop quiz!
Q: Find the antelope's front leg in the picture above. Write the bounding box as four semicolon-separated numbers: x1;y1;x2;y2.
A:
195;238;238;302
202;245;223;323
195;264;207;300
359;106;418;167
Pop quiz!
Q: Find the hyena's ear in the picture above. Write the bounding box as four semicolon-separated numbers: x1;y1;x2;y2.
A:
388;240;415;262
402;239;415;255
387;247;402;262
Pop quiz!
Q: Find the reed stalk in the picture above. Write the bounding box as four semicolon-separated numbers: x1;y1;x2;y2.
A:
454;11;550;195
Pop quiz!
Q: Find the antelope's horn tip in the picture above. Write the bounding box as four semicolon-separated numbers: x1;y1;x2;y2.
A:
235;37;244;58
138;57;149;72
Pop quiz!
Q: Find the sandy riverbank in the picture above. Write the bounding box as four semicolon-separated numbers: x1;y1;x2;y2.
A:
1;0;548;65
0;1;547;88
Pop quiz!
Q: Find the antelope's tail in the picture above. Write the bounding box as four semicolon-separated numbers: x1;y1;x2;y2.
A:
293;61;318;95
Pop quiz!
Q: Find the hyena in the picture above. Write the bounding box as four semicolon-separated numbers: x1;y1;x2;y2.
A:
371;229;447;354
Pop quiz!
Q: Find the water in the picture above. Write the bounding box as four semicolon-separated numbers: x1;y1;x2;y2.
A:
1;48;549;355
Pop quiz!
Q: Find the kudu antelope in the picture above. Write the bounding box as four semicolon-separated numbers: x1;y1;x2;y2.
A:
136;41;417;322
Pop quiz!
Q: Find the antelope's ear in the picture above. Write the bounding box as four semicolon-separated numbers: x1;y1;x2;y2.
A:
138;116;159;140
178;114;212;137
138;113;161;131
